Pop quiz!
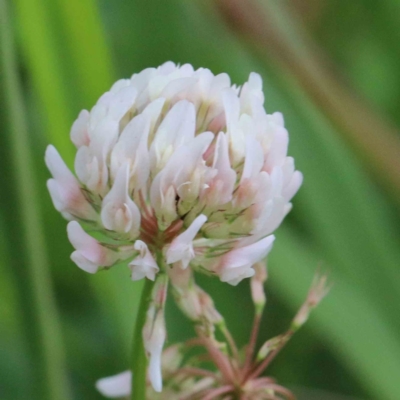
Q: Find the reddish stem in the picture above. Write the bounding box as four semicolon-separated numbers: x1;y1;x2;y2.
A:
264;383;296;400
220;324;240;362
176;367;219;380
201;385;233;400
242;312;262;377
201;336;236;384
247;330;293;381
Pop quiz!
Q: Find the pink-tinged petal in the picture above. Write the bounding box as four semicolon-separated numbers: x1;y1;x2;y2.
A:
76;118;119;195
202;132;236;207
70;251;99;274
45;145;76;184
129;241;159;281
150;172;178;230
96;371;131;398
166;214;207;269
174;132;214;202
150;132;212;225
250;197;288;237
45;145;96;220
70;110;90;147
218;235;275;285
67;221;119;272
227;117;249;167
232;171;271;211
101;164;141;237
220;265;255;286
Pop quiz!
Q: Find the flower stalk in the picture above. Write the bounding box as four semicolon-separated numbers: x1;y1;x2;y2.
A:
131;277;154;399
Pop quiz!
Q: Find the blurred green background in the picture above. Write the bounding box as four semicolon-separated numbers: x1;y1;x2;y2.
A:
1;0;400;399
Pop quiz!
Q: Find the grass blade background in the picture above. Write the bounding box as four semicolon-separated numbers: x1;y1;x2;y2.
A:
0;1;70;398
13;0;144;359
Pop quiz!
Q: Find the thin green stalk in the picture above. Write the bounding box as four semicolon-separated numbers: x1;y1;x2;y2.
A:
131;278;155;399
0;1;70;399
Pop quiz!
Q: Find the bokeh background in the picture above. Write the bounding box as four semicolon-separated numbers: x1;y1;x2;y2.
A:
1;0;400;399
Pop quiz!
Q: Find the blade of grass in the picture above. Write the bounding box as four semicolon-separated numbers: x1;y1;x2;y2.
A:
15;0;141;354
270;228;400;400
53;0;114;105
0;1;70;399
215;0;400;207
13;0;75;165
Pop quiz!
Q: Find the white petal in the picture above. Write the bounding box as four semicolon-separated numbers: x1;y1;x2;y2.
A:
222;88;240;130
240;134;264;182
202;132;236;207
166;214;207;268
264;126;289;172
283;171;303;202
70;110;90;147
101;164;141;236
45;145;75;183
45;145;95;220
70;251;99;274
96;371;131;398
110;114;150;190
144;312;166;393
129;241;159;281
67;221;117;269
219;235;275;285
150;100;196;173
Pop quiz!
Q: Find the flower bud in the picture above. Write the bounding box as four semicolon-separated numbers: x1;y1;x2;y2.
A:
250;261;268;313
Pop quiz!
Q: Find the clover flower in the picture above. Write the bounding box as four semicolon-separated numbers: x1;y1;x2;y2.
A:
45;61;302;286
45;62;302;393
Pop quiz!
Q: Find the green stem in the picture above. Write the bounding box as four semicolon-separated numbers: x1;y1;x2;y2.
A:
0;1;70;399
131;278;155;400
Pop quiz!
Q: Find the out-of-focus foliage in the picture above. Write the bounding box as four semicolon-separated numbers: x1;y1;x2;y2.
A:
0;0;399;399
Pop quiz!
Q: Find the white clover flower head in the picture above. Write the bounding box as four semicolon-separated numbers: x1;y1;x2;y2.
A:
46;62;302;285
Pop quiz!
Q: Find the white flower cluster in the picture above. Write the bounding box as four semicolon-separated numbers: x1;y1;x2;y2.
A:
45;61;302;285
